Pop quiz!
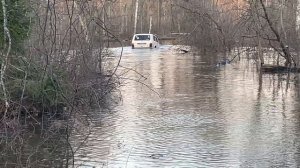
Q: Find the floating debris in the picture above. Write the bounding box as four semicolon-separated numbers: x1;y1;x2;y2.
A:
179;49;189;53
216;59;231;67
261;64;300;73
149;154;164;159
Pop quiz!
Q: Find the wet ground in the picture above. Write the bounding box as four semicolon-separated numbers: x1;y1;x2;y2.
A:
74;45;300;168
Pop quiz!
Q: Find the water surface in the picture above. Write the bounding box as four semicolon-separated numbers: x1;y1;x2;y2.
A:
74;46;300;168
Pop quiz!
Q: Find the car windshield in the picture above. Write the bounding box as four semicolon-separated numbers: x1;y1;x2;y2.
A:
134;35;150;41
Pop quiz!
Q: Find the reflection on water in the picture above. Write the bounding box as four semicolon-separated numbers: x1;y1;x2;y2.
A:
74;46;300;167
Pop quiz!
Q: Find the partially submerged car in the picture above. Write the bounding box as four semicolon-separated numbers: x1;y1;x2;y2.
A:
131;34;159;49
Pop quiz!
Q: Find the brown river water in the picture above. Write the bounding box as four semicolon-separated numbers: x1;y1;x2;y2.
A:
73;45;300;168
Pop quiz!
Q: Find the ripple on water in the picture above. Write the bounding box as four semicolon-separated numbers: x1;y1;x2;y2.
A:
74;46;300;168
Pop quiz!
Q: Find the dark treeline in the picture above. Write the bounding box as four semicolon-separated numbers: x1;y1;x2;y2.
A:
105;0;300;67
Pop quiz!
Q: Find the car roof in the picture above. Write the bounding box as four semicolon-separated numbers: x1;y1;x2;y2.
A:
134;34;154;36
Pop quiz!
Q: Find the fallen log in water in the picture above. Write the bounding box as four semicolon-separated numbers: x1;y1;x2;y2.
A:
261;64;300;73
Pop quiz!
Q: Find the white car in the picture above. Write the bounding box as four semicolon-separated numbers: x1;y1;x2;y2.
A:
131;34;159;49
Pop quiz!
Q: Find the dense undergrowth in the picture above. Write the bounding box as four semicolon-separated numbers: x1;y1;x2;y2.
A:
0;0;120;167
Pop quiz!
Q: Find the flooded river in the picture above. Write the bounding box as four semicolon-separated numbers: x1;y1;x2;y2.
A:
74;46;300;167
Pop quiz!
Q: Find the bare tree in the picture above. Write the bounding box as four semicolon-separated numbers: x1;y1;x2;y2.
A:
1;0;11;118
0;0;122;167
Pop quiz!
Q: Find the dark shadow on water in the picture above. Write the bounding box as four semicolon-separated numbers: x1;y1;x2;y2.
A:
0;117;71;167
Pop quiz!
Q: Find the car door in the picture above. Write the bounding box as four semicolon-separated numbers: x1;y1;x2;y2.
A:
154;36;159;48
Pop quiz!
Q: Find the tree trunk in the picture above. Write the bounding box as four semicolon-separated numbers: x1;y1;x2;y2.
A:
1;0;11;115
297;0;300;32
149;16;152;33
158;0;162;32
134;0;139;34
259;0;292;66
74;1;90;43
257;34;264;65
